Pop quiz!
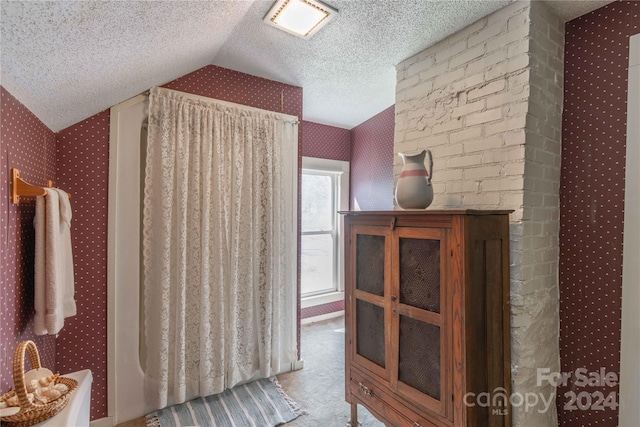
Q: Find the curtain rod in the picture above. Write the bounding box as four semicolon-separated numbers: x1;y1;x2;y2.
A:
144;87;299;124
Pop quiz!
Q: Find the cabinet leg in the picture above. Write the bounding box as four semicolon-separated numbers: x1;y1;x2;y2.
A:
350;402;359;426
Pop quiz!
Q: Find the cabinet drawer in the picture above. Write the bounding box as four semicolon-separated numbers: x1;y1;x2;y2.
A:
350;373;439;427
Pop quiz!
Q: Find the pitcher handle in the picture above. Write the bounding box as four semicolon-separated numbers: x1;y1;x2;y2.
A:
426;149;433;185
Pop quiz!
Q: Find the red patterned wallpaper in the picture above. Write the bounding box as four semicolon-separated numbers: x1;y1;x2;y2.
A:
55;111;111;420
301;300;345;320
350;105;395;210
164;65;303;121
0;87;57;393
301;120;350;161
558;2;639;426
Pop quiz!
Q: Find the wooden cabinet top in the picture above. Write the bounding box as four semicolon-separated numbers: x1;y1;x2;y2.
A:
340;209;513;216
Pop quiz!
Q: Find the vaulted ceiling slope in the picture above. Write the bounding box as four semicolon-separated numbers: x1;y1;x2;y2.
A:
0;0;613;132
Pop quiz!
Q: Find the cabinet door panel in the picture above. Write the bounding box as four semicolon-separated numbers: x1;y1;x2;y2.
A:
392;227;449;419
356;299;386;368
398;315;441;400
356;234;386;296
398;237;441;313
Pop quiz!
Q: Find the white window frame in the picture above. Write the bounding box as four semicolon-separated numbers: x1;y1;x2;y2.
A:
300;157;350;307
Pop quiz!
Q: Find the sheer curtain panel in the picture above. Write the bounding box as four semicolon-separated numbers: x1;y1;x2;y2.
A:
143;86;298;410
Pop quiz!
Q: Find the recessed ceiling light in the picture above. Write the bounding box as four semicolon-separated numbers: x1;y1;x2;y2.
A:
263;0;338;39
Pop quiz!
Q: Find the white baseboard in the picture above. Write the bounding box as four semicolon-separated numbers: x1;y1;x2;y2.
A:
91;416;113;427
292;359;305;371
301;310;344;325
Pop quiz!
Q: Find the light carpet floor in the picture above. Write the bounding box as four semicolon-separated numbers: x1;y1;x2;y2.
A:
277;316;383;427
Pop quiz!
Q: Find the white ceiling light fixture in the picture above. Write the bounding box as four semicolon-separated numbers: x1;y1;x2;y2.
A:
263;0;338;39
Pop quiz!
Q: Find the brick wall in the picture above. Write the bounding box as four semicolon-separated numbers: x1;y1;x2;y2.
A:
395;2;533;217
516;4;564;425
394;1;563;425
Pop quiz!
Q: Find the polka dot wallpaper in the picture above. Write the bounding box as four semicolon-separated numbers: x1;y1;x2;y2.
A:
55;110;111;420
558;2;639;426
351;105;395;210
301;120;351;161
1;87;57;393
301;301;345;319
164;65;303;121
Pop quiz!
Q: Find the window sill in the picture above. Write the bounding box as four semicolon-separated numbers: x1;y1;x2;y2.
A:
301;291;344;309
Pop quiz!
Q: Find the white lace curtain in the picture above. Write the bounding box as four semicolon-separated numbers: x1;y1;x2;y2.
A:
143;86;298;410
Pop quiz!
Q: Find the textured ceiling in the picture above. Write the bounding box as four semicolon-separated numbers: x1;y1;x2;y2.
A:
0;1;254;131
213;0;512;129
0;0;614;132
545;0;614;22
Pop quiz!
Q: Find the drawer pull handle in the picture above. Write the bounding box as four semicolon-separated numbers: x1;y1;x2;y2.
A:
358;382;373;396
413;423;422;427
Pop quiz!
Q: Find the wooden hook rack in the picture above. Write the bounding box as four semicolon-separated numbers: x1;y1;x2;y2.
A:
11;168;70;204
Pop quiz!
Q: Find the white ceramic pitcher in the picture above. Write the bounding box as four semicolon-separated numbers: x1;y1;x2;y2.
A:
395;149;434;209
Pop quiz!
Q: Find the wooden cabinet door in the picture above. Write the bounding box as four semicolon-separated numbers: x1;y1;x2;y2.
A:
390;227;451;420
348;225;392;383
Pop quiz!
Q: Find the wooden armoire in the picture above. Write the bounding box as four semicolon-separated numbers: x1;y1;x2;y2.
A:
342;210;512;427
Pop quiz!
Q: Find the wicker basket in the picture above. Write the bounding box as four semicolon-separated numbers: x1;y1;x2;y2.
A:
0;341;77;427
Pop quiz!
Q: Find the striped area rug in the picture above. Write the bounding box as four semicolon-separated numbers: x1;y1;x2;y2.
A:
144;377;305;427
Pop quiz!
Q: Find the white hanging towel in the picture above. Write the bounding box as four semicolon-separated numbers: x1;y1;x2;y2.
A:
34;188;76;335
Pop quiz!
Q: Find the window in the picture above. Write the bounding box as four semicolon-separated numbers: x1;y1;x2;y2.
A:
301;157;349;298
